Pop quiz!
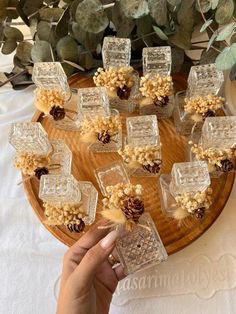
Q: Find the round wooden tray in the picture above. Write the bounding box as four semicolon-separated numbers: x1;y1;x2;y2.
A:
23;74;235;255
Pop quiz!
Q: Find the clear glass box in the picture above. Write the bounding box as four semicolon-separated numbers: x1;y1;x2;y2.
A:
9;122;52;156
201;116;236;150
78;86;110;119
142;46;171;77
159;161;211;216
139;95;175;119
108;70;140;113
126;115;159;147
39;174;98;224
102;37;131;69
115;213;168;275
48;89;81;131
88;110;122;153
32;62;71;99
50;140;72;175
124;115;162;177
186;63;224;98
95;161;130;196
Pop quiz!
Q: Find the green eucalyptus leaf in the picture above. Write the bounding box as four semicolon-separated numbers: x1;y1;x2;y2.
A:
79;50;94;69
31;40;53;62
207;31;217;51
120;0;149;19
1;40;17;54
56;35;79;63
61;63;75;77
6;0;19;19
75;0;109;33
72;22;104;51
136;15;154;47
215;0;234;24
230;33;236;44
195;0;212;13
4;26;24;41
55;6;70;38
22;0;44;16
167;0;181;5
111;2;135;37
212;0;219;9
70;0;83;21
39;8;64;22
63;60;85;71
200;19;213;32
16;3;29;26
148;0;167;26
215;43;236;70
16;41;33;64
153;25;168;40
13;55;27;69
216;22;236;41
37;21;57;46
168;25;192;49
229;62;236;80
200;48;219;64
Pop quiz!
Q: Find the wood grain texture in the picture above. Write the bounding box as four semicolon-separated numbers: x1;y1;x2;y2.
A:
23;73;235;254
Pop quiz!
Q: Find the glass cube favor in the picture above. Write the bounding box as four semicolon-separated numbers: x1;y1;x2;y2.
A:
39;174;98;224
142;46;171;77
77;86;110;120
102;37;131;69
174;64;224;135
115;213;168;275
95;161;129;196
201;116;236;150
9;122;52;156
50;140;72;175
159;161;211;217
122;115;162;177
32;62;70;98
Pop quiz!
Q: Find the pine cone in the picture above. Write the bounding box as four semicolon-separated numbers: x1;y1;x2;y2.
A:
49;106;66;121
117;85;131;100
153;96;169;107
97;130;111;144
67;219;85;233
121;197;144;223
34;167;49;180
193;207;205;219
215;159;234;172
203;110;215;119
142;161;161;174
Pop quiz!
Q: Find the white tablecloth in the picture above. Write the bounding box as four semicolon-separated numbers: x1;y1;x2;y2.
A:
1;54;236;314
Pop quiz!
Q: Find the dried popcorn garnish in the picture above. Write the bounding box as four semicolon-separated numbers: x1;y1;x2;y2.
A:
184;95;224;122
101;183;145;231
34;88;65;114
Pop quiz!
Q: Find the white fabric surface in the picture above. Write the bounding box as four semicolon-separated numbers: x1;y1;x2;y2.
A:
1;54;236;314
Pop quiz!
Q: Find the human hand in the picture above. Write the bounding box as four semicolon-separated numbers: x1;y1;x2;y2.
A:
56;221;125;314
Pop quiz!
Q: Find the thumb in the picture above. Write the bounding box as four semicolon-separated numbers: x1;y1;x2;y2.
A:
70;230;118;291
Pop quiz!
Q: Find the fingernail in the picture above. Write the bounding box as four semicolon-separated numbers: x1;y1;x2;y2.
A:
100;230;118;249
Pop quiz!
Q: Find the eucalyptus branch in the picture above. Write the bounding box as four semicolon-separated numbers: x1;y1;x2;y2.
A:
0;70;28;88
132;32;156;43
28;0;60;19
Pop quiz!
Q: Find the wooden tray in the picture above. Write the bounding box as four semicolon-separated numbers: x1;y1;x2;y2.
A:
23;74;235;255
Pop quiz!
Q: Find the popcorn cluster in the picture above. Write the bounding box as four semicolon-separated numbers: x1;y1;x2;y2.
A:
14;152;50;176
184;95;224;121
118;145;161;167
44;202;87;227
93;67;134;92
80;115;122;143
190;143;233;171
101;183;144;231
172;188;213;221
139;74;173;101
34;88;65;114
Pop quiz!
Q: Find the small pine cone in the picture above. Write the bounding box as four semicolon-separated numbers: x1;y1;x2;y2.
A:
122;196;144;223
215;159;234;172
34;167;49;179
153;96;169;107
117;85;131;100
97;130;111;144
193;207;205;219
203;110;216;119
67;219;85;233
49;106;66;121
142;161;161;174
